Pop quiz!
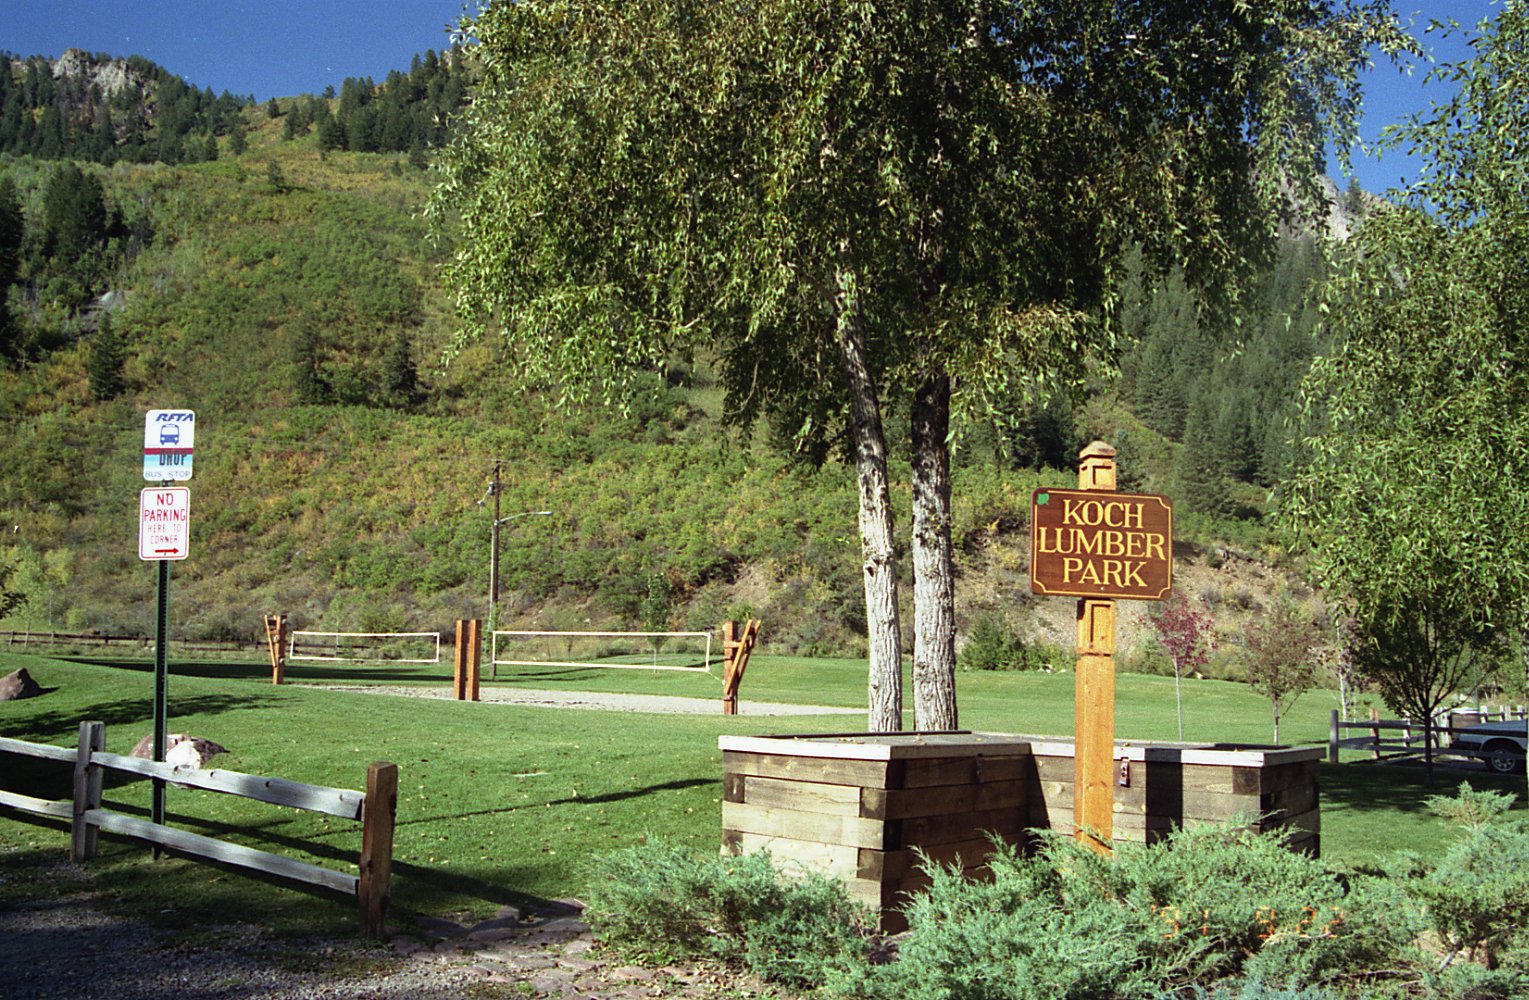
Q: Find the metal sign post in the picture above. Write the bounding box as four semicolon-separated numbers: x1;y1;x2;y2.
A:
140;411;194;841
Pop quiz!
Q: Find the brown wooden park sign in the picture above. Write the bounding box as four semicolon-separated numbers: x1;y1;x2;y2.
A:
1030;488;1172;600
1030;442;1175;853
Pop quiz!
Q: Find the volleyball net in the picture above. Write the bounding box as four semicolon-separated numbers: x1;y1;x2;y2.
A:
489;629;714;673
287;630;443;665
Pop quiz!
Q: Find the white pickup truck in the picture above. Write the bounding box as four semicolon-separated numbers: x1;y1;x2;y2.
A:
1449;719;1528;774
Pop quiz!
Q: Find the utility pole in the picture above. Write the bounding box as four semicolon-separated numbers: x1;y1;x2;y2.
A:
483;458;551;680
488;461;501;677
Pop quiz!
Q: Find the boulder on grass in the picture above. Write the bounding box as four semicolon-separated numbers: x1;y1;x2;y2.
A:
129;733;227;768
0;668;43;701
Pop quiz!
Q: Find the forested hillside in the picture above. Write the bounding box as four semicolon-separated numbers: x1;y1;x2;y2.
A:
0;49;1356;674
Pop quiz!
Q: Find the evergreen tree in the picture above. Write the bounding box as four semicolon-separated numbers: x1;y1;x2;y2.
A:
87;310;126;400
37;163;109;305
265;97;280;119
0;176;21;358
381;328;418;407
227;121;247;156
314;103;343;151
287;319;329;404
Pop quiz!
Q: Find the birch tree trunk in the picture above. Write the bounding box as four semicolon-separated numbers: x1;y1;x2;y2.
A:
835;267;902;732
911;373;957;731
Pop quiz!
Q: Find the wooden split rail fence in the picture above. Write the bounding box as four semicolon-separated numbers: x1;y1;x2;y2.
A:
1328;707;1527;767
0;721;396;936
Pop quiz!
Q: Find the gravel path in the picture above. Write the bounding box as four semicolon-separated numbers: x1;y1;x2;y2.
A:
297;683;861;717
0;864;785;999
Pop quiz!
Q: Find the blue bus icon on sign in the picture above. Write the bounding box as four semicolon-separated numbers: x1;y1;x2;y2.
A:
144;409;195;482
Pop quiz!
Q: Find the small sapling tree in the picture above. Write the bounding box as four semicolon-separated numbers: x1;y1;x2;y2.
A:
1243;599;1320;745
1148;592;1214;741
639;572;673;656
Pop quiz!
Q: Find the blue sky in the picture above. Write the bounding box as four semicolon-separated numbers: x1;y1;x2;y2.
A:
0;1;1492;196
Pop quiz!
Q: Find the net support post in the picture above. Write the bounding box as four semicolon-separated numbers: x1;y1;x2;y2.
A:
454;620;481;701
265;614;287;685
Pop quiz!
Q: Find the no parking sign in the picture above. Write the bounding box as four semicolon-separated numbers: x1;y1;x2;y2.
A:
139;487;190;561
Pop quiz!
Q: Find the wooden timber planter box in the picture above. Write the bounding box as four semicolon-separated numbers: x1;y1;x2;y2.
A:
719;732;1031;931
1024;739;1322;855
720;732;1321;930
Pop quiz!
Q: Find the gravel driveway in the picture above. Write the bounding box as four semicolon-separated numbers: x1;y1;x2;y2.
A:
0;859;783;999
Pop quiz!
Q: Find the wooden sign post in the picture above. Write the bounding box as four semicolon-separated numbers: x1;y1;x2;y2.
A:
1074;443;1118;852
1030;442;1173;853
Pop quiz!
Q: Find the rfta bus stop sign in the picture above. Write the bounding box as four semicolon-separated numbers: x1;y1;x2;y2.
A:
144;409;195;481
139;487;190;561
1030;488;1172;600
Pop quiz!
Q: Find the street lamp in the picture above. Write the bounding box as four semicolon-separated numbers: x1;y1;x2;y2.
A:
486;463;552;677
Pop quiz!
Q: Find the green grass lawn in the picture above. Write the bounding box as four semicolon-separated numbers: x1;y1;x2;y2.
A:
2;650;1522;937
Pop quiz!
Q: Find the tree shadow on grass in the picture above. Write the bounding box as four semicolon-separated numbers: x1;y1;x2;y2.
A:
61;657;450;685
1321;760;1527;818
1;693;281;745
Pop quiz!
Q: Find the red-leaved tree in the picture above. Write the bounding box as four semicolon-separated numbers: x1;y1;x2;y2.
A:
1148;592;1216;741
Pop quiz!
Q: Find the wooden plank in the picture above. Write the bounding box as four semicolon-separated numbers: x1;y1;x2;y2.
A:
358;761;397;938
895;755;1028;789
724;751;891;789
730;831;860;878
843;876;892;913
0;789;72;819
0;735;75;763
87;809;357;896
863;779;1026;820
90;751;364;820
1269;805;1320;837
733;775;863;817
861;837;1013;880
718;733;1032;761
896;807;1025;849
723;801;888;850
1033;755;1075;783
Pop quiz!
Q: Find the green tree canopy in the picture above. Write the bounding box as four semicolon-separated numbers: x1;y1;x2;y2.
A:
1287;4;1529;636
436;0;1407;729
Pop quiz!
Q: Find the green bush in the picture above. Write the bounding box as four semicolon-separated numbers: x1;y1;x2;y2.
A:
959;611;1030;671
583;842;871;988
1408;817;1529;973
861;827;1404;1000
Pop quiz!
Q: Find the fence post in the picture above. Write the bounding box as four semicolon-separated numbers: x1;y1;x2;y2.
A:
1328;710;1339;765
71;721;104;862
1369;707;1381;759
358;761;397;938
467;620;481;702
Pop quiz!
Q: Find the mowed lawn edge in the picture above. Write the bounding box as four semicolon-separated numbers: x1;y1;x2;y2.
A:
2;653;1520;936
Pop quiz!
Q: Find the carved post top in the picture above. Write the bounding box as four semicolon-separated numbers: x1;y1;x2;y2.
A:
1078;440;1117;492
